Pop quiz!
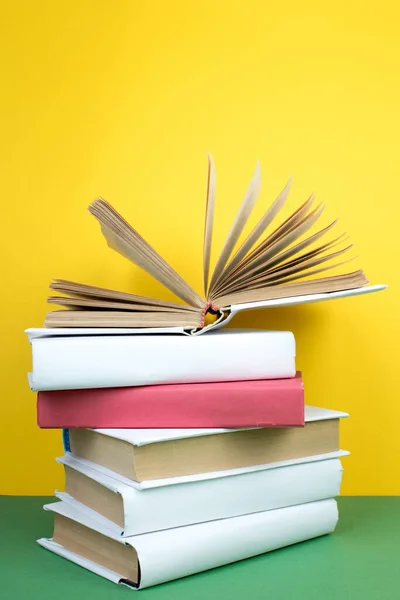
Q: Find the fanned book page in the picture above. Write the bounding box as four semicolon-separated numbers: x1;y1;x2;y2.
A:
45;155;386;332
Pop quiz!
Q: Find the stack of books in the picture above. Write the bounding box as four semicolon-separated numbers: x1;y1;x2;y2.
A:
27;328;349;590
26;157;384;588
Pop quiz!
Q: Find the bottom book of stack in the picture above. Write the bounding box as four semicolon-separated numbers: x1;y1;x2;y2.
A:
39;406;348;589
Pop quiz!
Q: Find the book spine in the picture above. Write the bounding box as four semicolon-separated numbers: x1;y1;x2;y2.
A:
200;301;220;328
37;374;304;428
62;429;71;452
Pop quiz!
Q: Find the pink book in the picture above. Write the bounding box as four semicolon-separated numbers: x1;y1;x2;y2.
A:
37;372;304;429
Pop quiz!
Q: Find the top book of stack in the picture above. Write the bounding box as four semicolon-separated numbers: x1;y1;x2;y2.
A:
42;156;385;335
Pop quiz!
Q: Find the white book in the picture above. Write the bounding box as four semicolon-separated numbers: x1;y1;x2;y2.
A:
56;453;344;536
39;497;339;589
27;328;296;391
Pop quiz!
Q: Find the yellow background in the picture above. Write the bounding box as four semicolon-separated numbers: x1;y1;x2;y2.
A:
0;1;398;495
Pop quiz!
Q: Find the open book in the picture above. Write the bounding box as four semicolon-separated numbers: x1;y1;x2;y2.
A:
45;156;385;333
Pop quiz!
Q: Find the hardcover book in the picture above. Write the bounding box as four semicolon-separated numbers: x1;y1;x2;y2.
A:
63;406;348;482
56;453;344;536
28;329;296;391
39;498;339;589
43;156;385;334
37;371;304;428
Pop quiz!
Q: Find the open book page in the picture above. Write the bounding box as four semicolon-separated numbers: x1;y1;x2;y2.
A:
226;257;356;295
49;280;200;311
238;194;316;263
214;177;293;287
47;297;200;312
207;162;261;292
253;224;343;274
89;200;204;308
214;193;317;289
205;162;362;306
46;279;202;327
203;154;216;295
214;234;344;295
212;200;325;295
213;242;353;297
212;270;369;307
44;310;203;328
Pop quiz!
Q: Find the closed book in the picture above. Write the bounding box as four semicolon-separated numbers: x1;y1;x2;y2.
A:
37;373;304;429
56;453;345;536
64;406;348;482
39;498;339;589
27;329;295;392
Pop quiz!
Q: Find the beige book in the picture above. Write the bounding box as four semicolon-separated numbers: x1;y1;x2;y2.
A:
68;418;340;482
44;155;384;332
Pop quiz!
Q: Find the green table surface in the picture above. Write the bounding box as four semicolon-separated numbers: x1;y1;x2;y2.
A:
0;496;399;599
